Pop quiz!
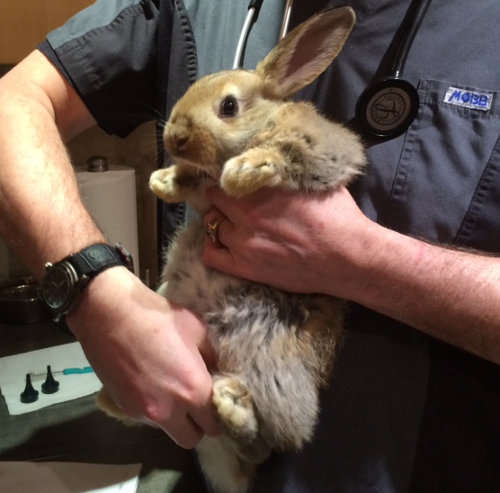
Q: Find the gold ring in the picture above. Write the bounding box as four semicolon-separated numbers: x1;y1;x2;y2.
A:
206;219;222;243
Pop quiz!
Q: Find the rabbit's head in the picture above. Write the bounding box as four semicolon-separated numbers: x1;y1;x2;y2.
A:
163;7;356;178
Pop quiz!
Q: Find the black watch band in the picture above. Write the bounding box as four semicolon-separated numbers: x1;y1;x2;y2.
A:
69;243;129;279
42;243;134;321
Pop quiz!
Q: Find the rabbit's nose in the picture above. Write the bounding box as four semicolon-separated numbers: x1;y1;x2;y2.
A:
164;128;190;154
173;132;190;151
164;115;193;154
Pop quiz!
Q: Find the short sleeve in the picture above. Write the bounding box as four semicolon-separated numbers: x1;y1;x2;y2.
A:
39;0;164;137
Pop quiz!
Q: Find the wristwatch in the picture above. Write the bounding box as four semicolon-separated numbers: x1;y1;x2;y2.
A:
42;243;134;321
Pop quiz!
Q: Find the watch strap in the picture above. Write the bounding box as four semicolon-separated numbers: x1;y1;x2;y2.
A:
68;243;129;279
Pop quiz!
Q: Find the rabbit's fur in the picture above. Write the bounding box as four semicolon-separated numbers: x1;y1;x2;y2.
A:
98;7;365;493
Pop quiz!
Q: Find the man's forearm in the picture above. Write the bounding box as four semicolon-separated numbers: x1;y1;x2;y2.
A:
350;223;500;363
0;56;104;277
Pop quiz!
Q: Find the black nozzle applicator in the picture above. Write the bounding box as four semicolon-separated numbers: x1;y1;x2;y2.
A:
20;373;39;403
41;365;60;394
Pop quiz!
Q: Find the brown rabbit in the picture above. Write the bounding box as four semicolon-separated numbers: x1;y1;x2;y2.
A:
98;7;365;493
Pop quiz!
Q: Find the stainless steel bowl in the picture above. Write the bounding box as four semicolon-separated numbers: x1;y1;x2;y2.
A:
0;280;52;324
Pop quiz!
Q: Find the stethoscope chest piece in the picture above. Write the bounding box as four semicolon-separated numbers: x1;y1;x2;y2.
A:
356;77;419;139
355;0;432;139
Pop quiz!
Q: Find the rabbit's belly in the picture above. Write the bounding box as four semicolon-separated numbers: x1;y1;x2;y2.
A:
171;258;340;442
162;222;343;446
163;220;342;371
162;228;236;310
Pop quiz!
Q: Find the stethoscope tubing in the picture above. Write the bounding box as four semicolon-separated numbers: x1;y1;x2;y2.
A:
391;0;432;78
233;3;260;69
233;0;265;69
279;0;294;40
233;0;294;69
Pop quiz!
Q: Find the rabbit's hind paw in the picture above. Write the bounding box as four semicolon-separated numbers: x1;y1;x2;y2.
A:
213;376;258;442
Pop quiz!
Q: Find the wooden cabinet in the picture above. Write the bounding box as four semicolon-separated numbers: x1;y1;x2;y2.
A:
0;0;93;63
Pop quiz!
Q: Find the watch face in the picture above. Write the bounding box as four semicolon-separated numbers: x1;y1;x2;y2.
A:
42;262;78;313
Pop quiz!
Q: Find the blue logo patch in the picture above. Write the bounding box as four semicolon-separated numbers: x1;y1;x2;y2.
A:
444;86;493;111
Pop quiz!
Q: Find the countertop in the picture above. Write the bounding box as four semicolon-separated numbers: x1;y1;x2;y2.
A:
0;320;207;492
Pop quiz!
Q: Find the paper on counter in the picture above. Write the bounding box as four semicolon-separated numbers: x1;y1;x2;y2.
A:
0;342;102;415
0;461;141;493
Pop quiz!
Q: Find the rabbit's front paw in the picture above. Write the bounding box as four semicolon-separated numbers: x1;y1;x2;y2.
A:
221;148;284;197
213;376;258;441
149;167;198;203
149;168;182;202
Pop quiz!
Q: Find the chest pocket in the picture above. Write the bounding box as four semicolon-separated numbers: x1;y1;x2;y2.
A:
385;79;500;254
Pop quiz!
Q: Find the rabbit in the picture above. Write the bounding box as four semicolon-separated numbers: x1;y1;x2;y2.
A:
97;7;365;493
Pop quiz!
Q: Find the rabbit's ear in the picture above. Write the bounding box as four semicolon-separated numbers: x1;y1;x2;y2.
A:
256;7;355;98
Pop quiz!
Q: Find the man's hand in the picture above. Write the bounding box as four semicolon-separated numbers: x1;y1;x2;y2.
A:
203;185;371;297
67;267;221;448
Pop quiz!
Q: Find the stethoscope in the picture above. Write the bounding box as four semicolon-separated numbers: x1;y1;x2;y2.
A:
356;0;432;138
234;0;431;139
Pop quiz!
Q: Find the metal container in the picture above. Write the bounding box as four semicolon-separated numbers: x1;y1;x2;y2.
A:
0;279;52;324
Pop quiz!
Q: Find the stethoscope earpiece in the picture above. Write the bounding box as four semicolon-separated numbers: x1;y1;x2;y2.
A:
356;77;419;139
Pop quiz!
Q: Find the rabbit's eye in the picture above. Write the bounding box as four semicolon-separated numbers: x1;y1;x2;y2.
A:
220;96;239;117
